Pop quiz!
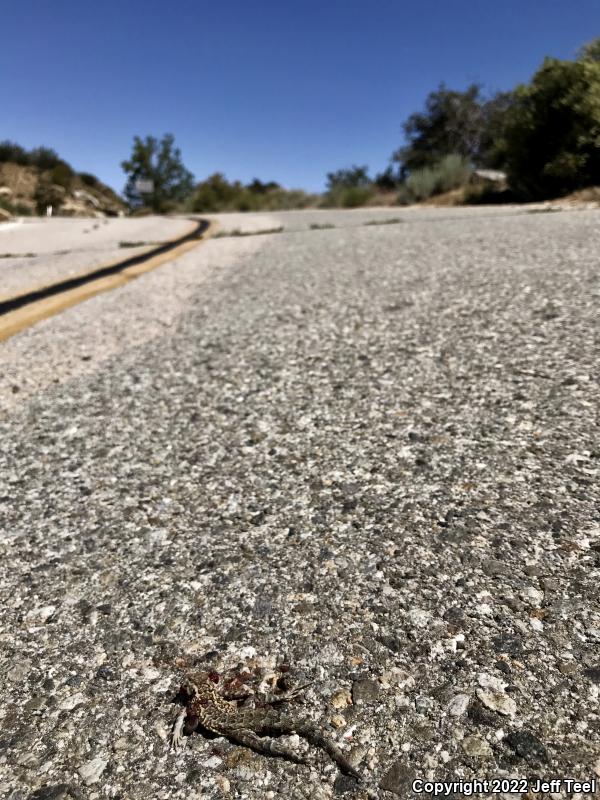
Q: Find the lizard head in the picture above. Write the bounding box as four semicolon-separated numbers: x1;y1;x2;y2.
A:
180;670;220;698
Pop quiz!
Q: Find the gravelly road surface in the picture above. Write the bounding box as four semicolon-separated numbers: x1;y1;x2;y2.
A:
1;207;599;800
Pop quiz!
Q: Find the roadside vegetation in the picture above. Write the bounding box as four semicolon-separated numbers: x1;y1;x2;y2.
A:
213;226;285;238
121;134;194;213
188;173;317;213
321;36;600;207
0;142;124;217
1;37;599;220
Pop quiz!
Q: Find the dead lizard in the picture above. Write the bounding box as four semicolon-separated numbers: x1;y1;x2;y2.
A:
170;671;361;780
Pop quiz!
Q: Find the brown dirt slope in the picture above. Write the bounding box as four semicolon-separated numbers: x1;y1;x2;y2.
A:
0;162;126;217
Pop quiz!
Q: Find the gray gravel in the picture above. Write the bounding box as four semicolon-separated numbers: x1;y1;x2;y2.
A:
1;207;599;799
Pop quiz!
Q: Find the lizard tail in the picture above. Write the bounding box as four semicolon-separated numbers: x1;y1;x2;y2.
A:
294;722;362;780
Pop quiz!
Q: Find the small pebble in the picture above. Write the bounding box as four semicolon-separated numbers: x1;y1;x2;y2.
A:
78;756;108;785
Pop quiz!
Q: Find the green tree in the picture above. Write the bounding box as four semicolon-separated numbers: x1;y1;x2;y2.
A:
393;84;486;176
50;162;74;189
78;172;100;187
29;147;64;170
373;166;398;190
0;140;30;165
121;134;194;212
578;36;600;62
500;56;600;198
392;84;515;175
326;165;371;190
247;178;280;194
478;91;515;168
189;173;240;212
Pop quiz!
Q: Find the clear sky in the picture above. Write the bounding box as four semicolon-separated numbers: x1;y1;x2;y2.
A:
2;0;598;193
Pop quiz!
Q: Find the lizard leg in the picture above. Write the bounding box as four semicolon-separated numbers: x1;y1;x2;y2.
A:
263;682;313;706
170;707;200;750
170;708;187;750
228;729;310;766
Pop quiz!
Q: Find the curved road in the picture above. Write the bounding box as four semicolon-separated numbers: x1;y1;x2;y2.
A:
1;206;599;798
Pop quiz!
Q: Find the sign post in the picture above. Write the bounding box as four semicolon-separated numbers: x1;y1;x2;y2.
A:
135;179;154;195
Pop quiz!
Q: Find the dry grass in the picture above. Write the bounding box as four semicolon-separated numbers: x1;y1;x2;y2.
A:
557;186;600;205
214;227;284;238
419;187;468;206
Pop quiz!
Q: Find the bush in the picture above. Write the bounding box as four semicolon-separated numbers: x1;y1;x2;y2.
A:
260;188;317;210
435;154;472;192
0;142;75;176
321;184;375;208
50;162;74;189
0;196;33;215
234;189;262;212
399;154;471;203
34;176;65;214
0;141;30;165
28;147;64;170
189;173;239;211
189;173;317;212
405;167;438;201
326;165;371;191
374;166;398;190
338;186;374;207
247;178;280;194
78;172;100;187
500;55;600;199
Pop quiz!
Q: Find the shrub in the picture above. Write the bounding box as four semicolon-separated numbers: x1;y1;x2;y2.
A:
247;178;280;194
129;206;153;217
189;173;317;212
435;154;471;192
399;154;471;203
501;56;600;199
405;167;438;201
373;167;398;190
29;147;64;170
321;185;375;208
34;176;65;214
0;142;74;174
189;173;239;212
261;188;317;210
50;162;74;189
339;186;374;207
0;196;33;216
396;184;412;205
0;141;30;165
13;201;32;215
78;172;99;187
326;165;371;191
234;189;262;212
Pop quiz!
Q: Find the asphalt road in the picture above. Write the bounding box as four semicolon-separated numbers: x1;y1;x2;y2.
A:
0;216;194;300
1;207;599;799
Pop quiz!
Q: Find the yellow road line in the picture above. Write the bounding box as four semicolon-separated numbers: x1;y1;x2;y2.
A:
0;218;200;305
0;220;218;343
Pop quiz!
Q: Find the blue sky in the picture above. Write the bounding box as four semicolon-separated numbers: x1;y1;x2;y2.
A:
2;0;598;193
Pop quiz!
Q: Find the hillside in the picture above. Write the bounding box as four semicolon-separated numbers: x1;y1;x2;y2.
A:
0;146;126;220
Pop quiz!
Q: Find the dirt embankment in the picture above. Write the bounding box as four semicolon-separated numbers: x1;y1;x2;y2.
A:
0;162;126;218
